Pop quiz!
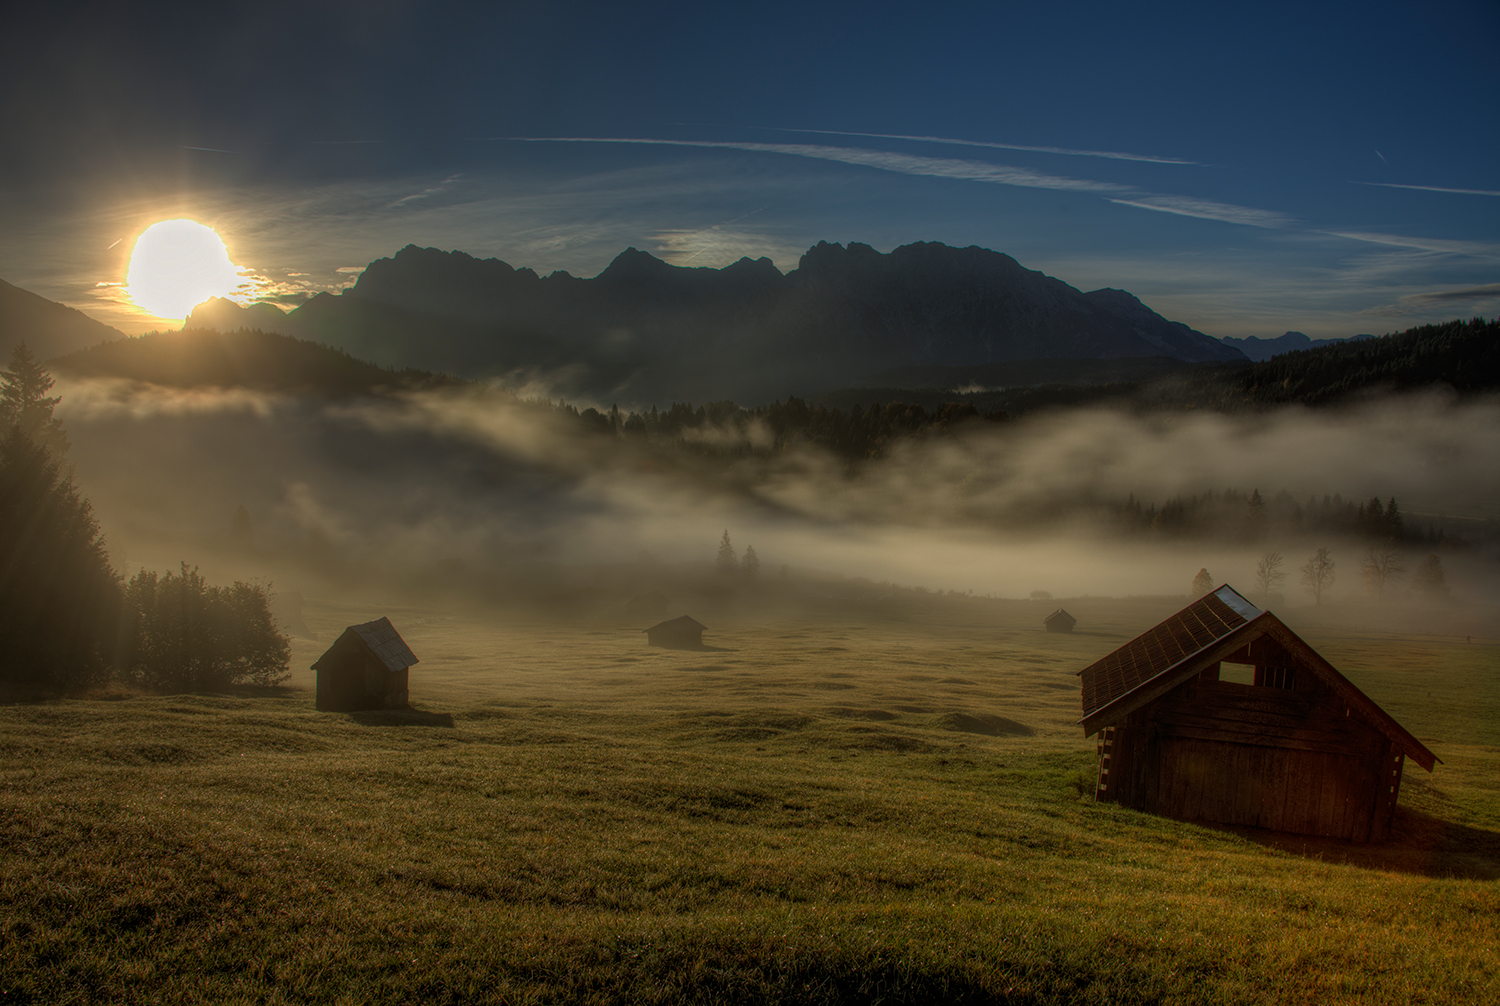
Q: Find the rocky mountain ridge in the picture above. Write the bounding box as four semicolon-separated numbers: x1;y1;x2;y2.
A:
187;240;1245;403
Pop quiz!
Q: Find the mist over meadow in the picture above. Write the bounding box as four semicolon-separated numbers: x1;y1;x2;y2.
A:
55;372;1500;606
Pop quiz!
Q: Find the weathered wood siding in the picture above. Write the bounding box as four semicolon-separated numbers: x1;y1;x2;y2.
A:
1097;673;1400;842
315;644;409;711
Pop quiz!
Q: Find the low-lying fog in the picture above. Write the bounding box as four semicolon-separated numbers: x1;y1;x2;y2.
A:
55;376;1500;609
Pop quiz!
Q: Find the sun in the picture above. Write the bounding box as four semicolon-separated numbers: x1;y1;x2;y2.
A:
126;219;247;319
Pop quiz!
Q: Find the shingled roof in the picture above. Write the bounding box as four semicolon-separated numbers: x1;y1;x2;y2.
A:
1076;585;1437;771
313;617;419;672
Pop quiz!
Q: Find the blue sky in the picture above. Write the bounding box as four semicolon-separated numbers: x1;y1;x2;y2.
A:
1;0;1495;338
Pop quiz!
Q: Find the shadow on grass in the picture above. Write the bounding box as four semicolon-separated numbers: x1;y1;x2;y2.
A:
1219;808;1500;879
348;707;455;728
653;643;737;653
1;683;307;705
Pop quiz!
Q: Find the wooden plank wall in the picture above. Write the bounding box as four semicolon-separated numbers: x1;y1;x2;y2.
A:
1097;673;1395;841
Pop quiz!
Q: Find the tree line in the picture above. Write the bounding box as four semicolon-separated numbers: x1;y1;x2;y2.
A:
0;343;289;695
1105;487;1449;545
551;396;1004;461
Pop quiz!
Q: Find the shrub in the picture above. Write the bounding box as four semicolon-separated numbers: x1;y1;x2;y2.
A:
122;563;290;691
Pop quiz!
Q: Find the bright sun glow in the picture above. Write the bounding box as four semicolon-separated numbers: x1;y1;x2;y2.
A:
126;219;247;319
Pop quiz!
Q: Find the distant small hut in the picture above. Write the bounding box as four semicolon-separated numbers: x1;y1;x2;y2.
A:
313;617;420;712
1044;608;1077;633
1078;585;1437;842
644;615;706;650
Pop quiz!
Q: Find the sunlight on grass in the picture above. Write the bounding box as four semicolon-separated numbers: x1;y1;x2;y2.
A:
3;593;1496;1003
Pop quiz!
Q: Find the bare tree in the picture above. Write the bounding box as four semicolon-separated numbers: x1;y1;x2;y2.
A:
1361;541;1405;599
1191;568;1213;596
1254;551;1286;597
1300;548;1336;604
1411;554;1449;599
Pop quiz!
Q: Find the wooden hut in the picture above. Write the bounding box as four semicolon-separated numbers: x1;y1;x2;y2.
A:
1044;608;1077;633
313;617;420;712
644;615;705;650
1078;585;1436;842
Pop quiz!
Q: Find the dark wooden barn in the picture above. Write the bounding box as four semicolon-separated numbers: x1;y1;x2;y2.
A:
644;615;706;650
1044;608;1077;633
313;617;420;712
1079;585;1437;842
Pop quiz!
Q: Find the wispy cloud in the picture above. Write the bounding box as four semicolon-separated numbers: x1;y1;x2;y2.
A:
508;136;1129;194
389;173;463;208
1324;231;1500;257
1399;282;1500;305
1107;195;1292;229
1356;181;1500;198
759;127;1200;165
503;136;1296;232
648;228;800;268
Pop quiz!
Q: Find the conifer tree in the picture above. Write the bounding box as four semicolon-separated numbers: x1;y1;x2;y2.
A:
0;427;118;692
0;342;69;457
741;544;760;578
716;530;737;573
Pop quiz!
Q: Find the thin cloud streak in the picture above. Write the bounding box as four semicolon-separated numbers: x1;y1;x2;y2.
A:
1107;196;1292;229
505;136;1128;194
504;136;1294;230
1356;181;1500;198
1325;231;1500;257
763;127;1201;165
1400;283;1500;304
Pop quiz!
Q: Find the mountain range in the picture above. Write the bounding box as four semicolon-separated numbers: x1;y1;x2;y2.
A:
1219;330;1375;362
183;241;1245;403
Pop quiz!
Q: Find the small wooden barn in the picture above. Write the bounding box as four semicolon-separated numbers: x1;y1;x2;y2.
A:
1078;585;1437;842
644;615;706;650
1044;608;1077;633
313;617;420;712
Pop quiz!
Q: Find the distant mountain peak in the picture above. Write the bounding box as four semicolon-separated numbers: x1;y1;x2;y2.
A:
597;246;676;282
1219;330;1375;362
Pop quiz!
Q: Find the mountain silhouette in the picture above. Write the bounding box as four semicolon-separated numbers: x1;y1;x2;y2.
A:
1219;330;1375;362
0;278;126;359
214;240;1241;403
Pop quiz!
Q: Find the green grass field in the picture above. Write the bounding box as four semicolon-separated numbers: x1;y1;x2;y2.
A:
3;590;1497;1004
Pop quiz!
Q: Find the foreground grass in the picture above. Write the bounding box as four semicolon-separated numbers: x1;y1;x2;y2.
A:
2;594;1497;1004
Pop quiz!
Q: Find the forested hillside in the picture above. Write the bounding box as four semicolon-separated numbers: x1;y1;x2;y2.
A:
825;317;1497;417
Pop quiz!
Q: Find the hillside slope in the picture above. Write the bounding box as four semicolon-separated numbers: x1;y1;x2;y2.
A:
0;279;126;360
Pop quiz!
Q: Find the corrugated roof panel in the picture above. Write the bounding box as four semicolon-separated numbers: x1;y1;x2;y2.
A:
1079;587;1257;716
349;617;420;671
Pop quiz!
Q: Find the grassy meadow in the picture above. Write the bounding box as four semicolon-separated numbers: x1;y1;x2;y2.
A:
2;588;1497;1004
